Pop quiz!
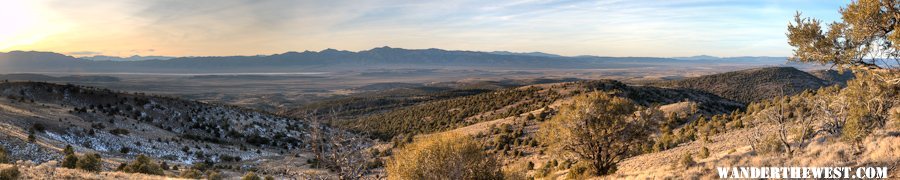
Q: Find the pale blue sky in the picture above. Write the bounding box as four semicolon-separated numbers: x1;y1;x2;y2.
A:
1;0;848;57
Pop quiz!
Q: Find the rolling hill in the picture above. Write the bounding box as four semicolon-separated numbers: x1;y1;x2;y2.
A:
809;69;856;86
0;81;337;177
651;67;831;103
391;67;898;179
312;79;744;140
1;66;894;179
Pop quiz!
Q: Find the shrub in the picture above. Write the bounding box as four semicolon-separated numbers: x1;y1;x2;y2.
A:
121;154;164;175
699;147;710;159
64;145;75;155
180;168;203;179
207;171;224;180
386;133;503;179
109;128;130;136
559;160;572;170
0;146;8;163
62;154;79;169
366;159;384;169
842;115;871;146
534;167;549;178
679;152;695;169
27;130;35;143
76;153;103;172
264;175;275;180
755;134;783;155
839;72;897;146
116;163;127;171
891;107;900;128
567;161;593;179
502;162;528;180
241;172;261;180
0;166;19;180
191;162;211;172
31;123;46;132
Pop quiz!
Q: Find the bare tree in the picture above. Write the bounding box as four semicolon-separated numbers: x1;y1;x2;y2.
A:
323;127;370;179
812;93;848;135
747;123;763;153
760;96;794;156
793;104;815;151
754;91;817;157
304;109;373;180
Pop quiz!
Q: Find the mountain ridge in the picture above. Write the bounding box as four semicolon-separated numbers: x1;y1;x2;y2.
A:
0;47;792;73
651;66;832;103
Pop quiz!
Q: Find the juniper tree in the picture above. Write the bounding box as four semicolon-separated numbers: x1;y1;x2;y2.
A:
789;0;900;149
539;92;657;175
788;0;900;72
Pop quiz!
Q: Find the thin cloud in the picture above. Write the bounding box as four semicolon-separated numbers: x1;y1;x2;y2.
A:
7;0;849;57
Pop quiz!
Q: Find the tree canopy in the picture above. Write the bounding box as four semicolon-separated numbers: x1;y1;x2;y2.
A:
539;92;658;175
788;0;900;71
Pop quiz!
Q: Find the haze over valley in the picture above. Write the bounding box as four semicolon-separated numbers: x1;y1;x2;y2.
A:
0;48;825;111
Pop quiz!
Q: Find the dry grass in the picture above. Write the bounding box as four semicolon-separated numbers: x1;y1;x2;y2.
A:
658;101;697;116
610;130;900;179
0;161;187;180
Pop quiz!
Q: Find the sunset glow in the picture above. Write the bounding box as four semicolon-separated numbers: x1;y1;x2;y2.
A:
1;0;847;57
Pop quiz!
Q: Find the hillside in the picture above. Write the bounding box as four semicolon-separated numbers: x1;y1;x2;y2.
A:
809;69;855;86
399;69;899;180
613;75;900;179
0;81;343;178
652;67;829;103
0;68;894;179
322;80;743;140
280;78;582;120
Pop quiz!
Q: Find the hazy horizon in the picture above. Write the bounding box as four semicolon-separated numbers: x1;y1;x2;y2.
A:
2;46;796;59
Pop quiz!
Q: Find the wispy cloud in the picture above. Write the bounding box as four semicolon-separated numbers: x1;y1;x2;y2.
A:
4;0;848;57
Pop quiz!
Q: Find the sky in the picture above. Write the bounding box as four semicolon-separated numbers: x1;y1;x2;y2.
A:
0;0;848;57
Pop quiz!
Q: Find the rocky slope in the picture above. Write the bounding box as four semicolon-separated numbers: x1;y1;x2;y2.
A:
0;81;334;177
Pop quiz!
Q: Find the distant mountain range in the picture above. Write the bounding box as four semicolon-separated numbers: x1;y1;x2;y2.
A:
672;55;792;63
0;47;792;73
81;55;175;61
487;51;565;58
